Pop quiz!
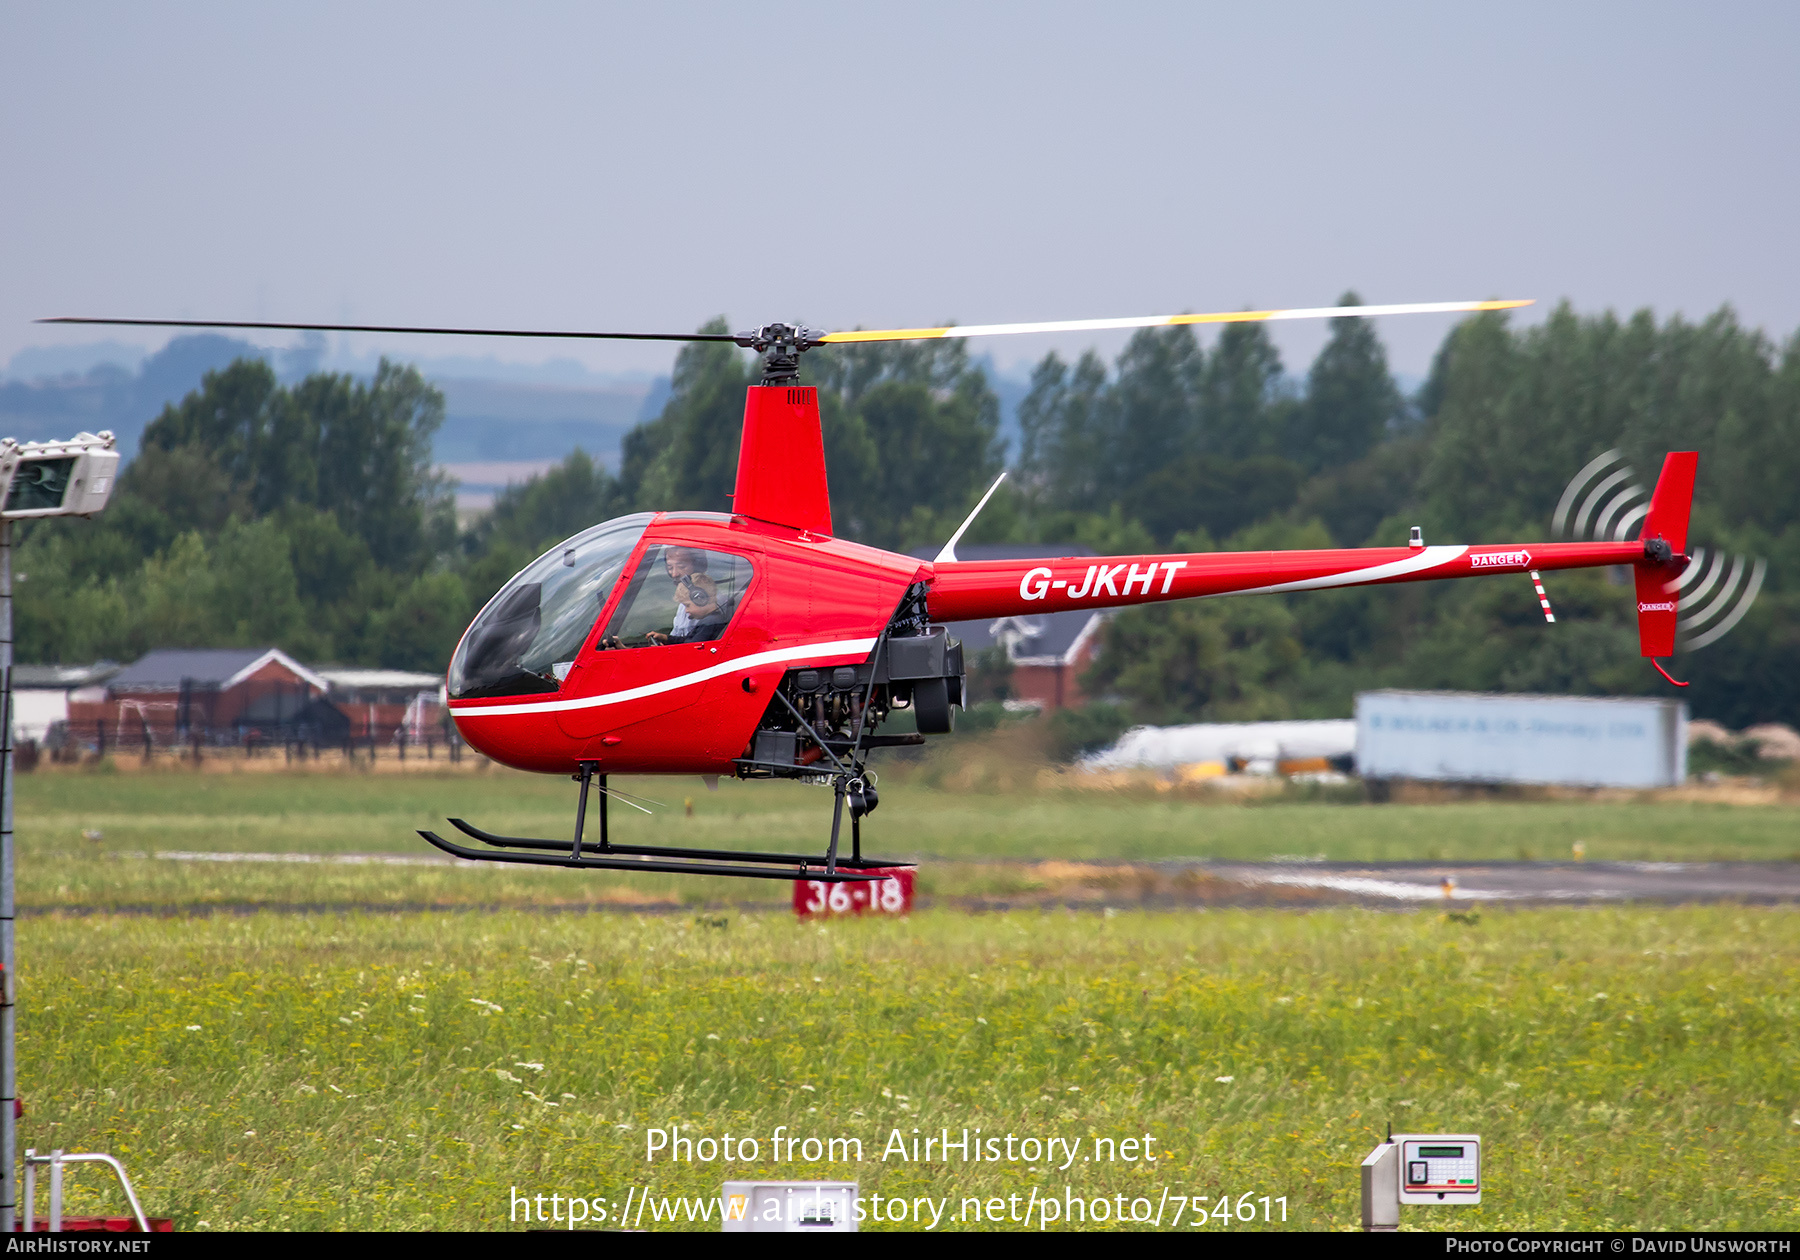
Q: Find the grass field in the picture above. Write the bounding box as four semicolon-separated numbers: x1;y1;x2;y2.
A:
9;763;1800;1231
19;905;1798;1231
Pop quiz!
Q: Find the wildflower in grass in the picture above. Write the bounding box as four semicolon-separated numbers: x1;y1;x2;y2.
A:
186;1024;202;1031
1215;1076;1234;1083
514;1062;543;1072
496;1070;522;1084
799;1084;815;1092
705;1033;720;1040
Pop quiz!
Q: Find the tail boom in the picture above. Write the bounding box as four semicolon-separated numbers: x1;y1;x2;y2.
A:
926;539;1651;622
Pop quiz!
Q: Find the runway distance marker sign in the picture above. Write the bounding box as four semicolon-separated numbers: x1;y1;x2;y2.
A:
793;869;913;918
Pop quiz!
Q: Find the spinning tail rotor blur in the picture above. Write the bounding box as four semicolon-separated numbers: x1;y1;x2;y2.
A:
1553;448;1764;653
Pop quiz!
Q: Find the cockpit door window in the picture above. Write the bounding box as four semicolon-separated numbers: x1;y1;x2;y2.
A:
597;546;755;649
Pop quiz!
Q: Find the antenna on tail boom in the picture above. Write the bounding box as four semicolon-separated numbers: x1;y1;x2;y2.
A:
935;472;1008;564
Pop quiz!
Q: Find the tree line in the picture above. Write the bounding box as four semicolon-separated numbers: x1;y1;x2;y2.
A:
16;298;1798;729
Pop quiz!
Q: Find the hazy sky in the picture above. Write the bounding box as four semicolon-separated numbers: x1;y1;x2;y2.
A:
5;2;1797;382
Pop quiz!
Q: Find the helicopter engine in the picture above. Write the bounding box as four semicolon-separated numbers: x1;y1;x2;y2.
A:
739;583;965;788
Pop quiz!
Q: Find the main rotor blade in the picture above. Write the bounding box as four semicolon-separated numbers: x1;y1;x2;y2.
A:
817;298;1532;345
35;317;740;343
41;298;1533;349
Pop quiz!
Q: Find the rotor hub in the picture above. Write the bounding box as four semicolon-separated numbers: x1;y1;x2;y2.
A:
736;322;826;386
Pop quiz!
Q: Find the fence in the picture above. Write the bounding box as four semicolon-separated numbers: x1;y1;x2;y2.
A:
34;711;473;769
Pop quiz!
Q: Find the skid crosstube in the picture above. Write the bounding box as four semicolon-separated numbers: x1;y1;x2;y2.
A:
418;827;893;882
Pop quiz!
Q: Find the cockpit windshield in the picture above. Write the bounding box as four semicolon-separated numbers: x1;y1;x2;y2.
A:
447;514;651;699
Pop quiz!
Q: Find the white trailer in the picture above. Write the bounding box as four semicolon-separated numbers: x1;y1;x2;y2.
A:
1355;690;1687;789
1082;720;1355;773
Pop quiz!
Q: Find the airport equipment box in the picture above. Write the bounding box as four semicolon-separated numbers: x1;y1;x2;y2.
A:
1354;690;1687;788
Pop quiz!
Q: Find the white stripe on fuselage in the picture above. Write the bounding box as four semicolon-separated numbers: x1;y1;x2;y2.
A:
447;636;880;718
1220;545;1469;596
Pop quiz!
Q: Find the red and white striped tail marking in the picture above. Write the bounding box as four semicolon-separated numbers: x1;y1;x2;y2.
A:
1529;570;1556;623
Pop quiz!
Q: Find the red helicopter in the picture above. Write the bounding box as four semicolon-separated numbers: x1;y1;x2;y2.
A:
46;302;1698;883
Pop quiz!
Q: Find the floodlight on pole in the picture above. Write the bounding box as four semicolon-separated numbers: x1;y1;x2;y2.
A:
0;432;119;520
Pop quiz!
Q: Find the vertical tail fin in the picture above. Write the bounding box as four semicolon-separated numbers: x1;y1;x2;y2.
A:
732;385;833;535
1635;452;1697;658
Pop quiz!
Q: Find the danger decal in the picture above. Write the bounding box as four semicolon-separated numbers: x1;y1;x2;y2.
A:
1470;550;1531;569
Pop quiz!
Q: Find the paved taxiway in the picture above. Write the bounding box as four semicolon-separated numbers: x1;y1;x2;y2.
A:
91;852;1800;913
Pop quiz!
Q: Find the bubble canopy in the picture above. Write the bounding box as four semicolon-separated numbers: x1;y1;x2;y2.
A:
447;514;652;700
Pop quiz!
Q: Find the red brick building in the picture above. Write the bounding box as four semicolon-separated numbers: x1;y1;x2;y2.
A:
972;608;1108;710
68;647;332;749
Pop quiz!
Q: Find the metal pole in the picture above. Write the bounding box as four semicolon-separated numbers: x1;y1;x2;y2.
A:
2;518;16;1232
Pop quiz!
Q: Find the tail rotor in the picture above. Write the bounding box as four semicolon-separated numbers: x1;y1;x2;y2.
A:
1553;447;1763;654
1670;549;1768;652
1553;449;1651;543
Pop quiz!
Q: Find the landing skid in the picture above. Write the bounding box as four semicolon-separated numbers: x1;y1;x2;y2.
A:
418;762;911;883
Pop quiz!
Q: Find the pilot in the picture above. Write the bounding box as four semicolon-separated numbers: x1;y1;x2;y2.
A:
654;548;721;644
